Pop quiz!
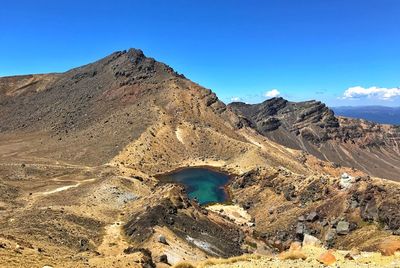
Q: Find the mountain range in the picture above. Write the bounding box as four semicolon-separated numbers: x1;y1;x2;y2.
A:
332;106;400;125
1;49;400;267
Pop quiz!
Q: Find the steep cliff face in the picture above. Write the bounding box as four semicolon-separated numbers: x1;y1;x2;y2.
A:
229;98;339;142
229;98;400;181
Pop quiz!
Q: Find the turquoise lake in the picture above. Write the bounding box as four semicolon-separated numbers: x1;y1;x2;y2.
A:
160;167;230;205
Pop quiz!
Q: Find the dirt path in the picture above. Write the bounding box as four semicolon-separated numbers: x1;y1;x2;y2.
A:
40;178;96;195
97;220;129;255
0;162;98;170
88;216;135;267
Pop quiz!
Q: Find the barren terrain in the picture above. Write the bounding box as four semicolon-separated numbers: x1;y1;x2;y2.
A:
1;49;400;267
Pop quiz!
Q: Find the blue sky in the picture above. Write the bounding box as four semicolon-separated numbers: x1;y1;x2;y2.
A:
1;0;399;106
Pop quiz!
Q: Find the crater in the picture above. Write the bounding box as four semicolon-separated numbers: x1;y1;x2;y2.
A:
158;167;231;205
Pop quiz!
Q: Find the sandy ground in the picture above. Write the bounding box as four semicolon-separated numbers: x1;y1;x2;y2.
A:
206;204;252;226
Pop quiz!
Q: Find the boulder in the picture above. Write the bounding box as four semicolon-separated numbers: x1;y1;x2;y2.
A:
158;254;168;264
306;211;318;222
378;238;400;256
336;221;350;235
158;235;168;245
339;173;354;189
349;222;358;232
324;228;336;247
318;250;336;266
296;222;305;236
378;201;400;231
302;234;321;247
361;198;379;221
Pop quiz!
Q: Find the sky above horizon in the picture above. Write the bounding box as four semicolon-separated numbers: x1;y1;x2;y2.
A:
1;0;399;106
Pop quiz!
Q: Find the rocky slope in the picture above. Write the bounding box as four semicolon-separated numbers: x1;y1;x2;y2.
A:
228;98;400;181
1;49;400;267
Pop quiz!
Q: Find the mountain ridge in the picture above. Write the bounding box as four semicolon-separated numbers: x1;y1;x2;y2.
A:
228;97;400;181
2;49;400;267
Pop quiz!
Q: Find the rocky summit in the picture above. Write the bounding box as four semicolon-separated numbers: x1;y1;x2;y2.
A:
1;49;400;267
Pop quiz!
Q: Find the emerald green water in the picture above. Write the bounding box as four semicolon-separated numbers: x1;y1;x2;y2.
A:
160;167;230;205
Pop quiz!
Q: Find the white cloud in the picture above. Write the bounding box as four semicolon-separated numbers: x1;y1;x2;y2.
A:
230;96;242;102
264;89;280;98
343;86;400;100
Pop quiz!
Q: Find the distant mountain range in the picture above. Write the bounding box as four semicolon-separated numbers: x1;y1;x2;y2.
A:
332;106;400;125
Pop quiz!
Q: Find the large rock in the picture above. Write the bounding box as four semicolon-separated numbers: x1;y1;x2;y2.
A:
158;254;168;264
324;228;336;243
306;211;318;222
378;238;400;256
339;173;354;189
302;234;321;247
361;198;379;221
379;201;400;231
336;221;350;235
158;235;167;244
296;223;305;236
318;250;336;266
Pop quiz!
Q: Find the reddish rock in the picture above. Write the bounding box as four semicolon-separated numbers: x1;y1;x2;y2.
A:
317;250;336;266
378;238;400;256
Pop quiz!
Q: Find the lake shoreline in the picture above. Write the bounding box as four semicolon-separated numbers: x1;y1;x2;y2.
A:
155;166;236;206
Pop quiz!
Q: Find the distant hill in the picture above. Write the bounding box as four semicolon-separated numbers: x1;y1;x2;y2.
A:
332;106;400;125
